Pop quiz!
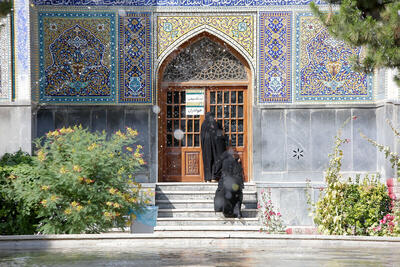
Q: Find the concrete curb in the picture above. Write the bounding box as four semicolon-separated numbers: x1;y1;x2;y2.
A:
2;233;400;251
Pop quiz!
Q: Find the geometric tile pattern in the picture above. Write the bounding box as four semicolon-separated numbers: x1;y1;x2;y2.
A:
32;0;324;6
119;12;152;104
0;16;12;102
157;15;254;57
259;12;292;103
38;12;116;103
295;13;373;101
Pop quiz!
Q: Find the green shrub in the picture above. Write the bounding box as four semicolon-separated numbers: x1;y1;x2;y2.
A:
11;126;151;234
0;150;39;235
308;117;391;235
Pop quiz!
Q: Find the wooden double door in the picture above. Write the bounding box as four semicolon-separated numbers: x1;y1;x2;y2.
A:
159;86;248;182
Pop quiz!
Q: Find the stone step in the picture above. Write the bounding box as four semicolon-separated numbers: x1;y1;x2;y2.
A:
154;225;260;232
156;199;258;209
156;182;256;192
155;190;257;201
157;208;258;218
156;217;260;226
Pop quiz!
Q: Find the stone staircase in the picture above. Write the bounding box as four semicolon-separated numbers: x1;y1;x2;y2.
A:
154;182;260;233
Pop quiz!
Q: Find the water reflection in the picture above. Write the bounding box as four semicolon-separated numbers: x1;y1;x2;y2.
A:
0;245;399;267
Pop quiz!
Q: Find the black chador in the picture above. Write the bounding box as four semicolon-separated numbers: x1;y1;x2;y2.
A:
200;112;226;182
213;149;244;218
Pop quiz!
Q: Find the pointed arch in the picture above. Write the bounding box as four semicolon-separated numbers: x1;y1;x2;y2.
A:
157;31;253;182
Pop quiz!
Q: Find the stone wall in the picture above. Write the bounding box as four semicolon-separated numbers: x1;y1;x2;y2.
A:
253;103;400;226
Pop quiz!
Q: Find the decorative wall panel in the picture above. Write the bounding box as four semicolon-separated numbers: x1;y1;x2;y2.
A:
0;16;12;102
38;12;116;103
32;0;324;7
295;13;373;102
157;15;254;58
259;12;292;103
119;12;152;104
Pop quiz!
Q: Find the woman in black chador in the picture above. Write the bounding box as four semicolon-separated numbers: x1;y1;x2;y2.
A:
200;112;226;182
213;149;244;218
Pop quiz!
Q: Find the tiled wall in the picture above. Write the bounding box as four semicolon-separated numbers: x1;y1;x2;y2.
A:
0;15;12;102
29;1;382;105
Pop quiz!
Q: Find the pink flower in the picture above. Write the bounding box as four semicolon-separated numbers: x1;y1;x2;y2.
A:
344;139;350;143
353;116;358;120
257;204;261;209
277;212;281;216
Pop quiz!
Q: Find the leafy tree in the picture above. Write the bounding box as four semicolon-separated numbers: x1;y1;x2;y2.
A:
311;0;400;86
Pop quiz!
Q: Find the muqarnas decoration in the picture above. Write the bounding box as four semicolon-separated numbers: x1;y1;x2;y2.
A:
295;13;372;101
119;12;152;104
38;12;116;103
259;12;292;103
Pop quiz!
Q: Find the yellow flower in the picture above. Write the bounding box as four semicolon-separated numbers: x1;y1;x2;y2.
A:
113;203;121;208
87;200;91;204
138;158;145;165
126;128;138;137
37;150;46;162
126;147;133;152
85;178;94;184
137;145;143;150
40;200;47;206
106;201;113;206
59;166;67;174
115;130;126;139
78;177;84;182
50;195;58;201
109;153;114;158
104;211;112;219
117;167;125;175
134;152;141;158
71;201;78;207
109;188;117;195
64;208;72;215
59;127;67;134
88;143;97;151
76;205;83;212
115;212;120;217
73;165;81;172
8;174;16;180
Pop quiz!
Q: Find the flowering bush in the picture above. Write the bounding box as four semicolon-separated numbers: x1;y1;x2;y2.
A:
0;151;40;235
10;126;152;234
308;117;391;235
259;188;286;233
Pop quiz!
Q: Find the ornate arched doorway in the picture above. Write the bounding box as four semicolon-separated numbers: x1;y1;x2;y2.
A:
158;33;251;182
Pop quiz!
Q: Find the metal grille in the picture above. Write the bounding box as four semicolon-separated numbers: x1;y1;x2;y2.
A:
166;90;200;147
163;37;247;82
209;89;245;147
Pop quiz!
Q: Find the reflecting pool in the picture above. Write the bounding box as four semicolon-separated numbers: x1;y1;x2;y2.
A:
1;246;399;267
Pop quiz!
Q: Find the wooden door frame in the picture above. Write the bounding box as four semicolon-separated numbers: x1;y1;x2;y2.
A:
157;32;253;183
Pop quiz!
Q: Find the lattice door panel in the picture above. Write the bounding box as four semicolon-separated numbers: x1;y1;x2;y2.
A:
160;86;247;182
162;88;204;182
207;88;247;181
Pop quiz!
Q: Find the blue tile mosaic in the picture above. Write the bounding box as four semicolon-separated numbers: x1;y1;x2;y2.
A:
118;12;152;104
38;12;117;103
32;0;324;6
295;12;373;102
259;11;292;103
